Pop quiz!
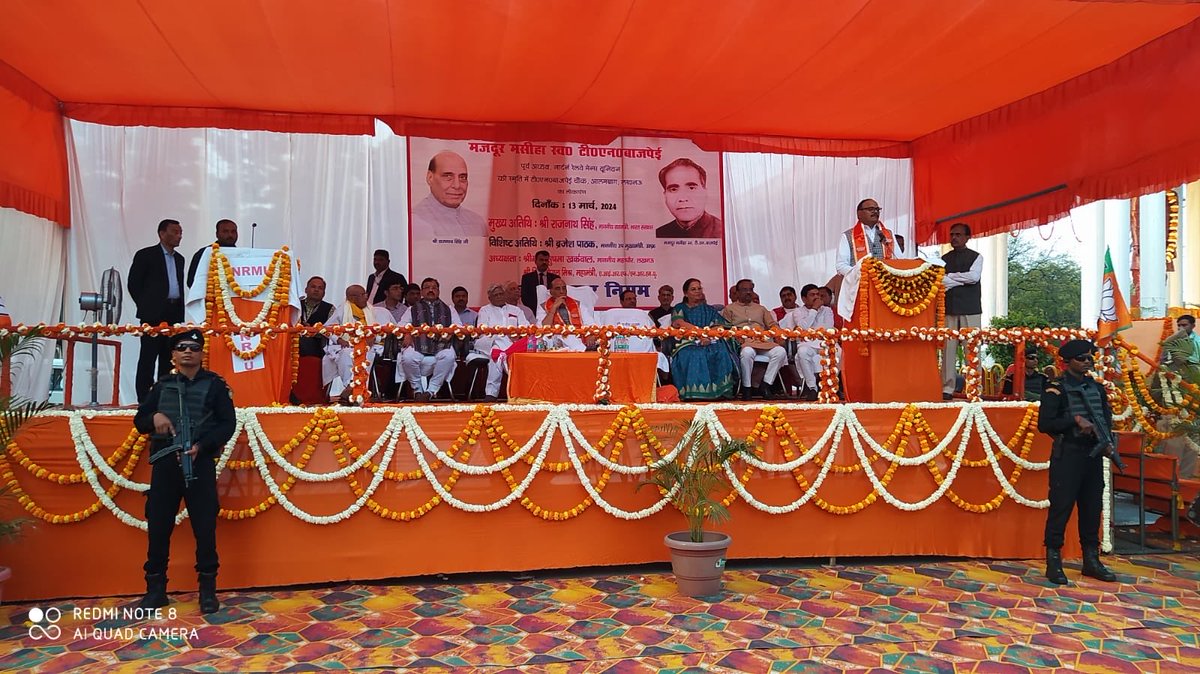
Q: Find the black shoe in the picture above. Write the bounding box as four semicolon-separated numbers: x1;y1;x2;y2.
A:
198;572;220;614
482;395;498;403
1045;548;1068;585
942;392;954;401
1081;547;1117;582
800;387;819;402
740;387;752;401
137;573;169;609
759;384;776;400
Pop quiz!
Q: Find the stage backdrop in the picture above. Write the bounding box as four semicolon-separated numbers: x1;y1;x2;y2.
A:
408;136;726;308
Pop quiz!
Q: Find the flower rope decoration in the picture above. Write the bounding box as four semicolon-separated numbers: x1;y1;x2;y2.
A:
204;244;293;360
6;403;1078;528
1166;189;1179;270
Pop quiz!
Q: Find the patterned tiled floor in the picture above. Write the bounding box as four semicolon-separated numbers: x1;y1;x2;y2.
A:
3;555;1200;673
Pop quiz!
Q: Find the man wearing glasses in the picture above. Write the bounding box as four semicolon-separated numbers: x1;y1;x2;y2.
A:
1037;339;1118;585
133;329;237;614
835;199;902;277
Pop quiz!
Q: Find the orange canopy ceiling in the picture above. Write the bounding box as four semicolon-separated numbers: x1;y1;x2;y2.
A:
2;0;1200;240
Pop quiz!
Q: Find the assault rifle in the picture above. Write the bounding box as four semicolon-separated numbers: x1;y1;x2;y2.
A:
1076;387;1126;474
148;386;197;485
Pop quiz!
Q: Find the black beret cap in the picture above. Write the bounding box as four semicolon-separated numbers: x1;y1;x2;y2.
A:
1058;339;1094;360
169;329;205;349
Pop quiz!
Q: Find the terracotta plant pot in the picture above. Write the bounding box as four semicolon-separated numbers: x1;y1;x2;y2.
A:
664;531;730;597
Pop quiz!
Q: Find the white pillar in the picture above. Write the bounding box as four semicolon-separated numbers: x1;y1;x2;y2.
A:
1078;201;1108;328
1184;182;1200;308
1103;199;1132;304
1138;192;1168;318
977;232;1006;327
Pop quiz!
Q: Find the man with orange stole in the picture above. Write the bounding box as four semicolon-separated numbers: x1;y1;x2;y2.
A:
834;198;899;277
535;277;594;351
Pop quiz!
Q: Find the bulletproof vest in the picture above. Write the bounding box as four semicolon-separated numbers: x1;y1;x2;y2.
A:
942;248;982;315
158;375;214;433
1060;374;1108;437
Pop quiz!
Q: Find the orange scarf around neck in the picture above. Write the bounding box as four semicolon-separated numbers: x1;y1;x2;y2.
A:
851;221;895;262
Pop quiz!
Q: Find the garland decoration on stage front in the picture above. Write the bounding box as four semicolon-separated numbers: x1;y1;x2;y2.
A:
4;402;1076;536
862;257;946;324
203;244;293;362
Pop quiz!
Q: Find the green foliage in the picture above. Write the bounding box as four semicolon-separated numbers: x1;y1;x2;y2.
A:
1;330;49;542
1005;236;1081;329
986;311;1055;371
640;422;750;543
1159;331;1200;444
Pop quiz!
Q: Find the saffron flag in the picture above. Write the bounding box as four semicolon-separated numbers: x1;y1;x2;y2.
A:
1096;248;1132;345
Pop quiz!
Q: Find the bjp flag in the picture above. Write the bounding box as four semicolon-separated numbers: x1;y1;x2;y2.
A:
1096;248;1132;346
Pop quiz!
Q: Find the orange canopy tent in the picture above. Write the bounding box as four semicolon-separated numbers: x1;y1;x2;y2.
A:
2;0;1200;242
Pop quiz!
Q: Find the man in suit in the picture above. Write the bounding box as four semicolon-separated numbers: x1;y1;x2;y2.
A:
520;249;559;313
185;219;238;288
366;249;407;305
128;219;186;401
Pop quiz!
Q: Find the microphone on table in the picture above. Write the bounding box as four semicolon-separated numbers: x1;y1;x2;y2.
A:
251;222;257;248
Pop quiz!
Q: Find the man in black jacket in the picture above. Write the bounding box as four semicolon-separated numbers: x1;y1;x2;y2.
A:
520;249;559;313
366;249;407;305
1038;339;1118;585
185;219;238;288
128;219;186;401
134;329;237;614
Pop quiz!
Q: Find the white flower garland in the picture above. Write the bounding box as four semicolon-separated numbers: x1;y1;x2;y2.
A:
33;402;1072;527
214;250;285;327
876;259;937;278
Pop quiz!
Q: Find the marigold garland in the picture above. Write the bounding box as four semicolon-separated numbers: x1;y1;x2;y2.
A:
1;431;145;524
1166;189;1179;269
204;244;294;361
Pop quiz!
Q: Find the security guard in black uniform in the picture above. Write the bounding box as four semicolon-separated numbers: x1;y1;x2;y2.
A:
133;329;236;613
1037;339;1117;585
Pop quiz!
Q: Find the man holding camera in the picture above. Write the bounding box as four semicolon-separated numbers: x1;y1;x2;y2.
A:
133;329;236;614
1037;338;1118;585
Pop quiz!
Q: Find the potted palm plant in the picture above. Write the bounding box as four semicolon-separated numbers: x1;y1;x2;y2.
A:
641;421;750;597
1;330;48;602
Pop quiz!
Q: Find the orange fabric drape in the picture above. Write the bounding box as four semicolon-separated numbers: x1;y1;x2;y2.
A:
507;353;657;403
0;60;68;226
4;405;1069;602
205;299;295;406
842;260;942;403
914;17;1200;243
63;103;376;136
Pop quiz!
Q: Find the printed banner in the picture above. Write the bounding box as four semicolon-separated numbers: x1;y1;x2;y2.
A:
408;136;726;309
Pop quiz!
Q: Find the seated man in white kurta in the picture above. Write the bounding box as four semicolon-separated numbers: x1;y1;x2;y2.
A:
780;285;835;400
323;284;395;397
399;277;461;402
473;283;530;402
535;278;596;351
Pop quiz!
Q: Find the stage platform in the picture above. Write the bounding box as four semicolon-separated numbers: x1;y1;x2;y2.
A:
3;401;1084;602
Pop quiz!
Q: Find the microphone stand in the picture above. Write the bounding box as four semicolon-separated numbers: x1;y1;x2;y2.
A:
251;222;257;248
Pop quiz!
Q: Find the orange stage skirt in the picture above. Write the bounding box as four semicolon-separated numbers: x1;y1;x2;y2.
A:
205;299;294;406
507;352;657;403
5;404;1075;602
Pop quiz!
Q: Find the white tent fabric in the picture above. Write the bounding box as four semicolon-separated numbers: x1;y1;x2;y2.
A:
0;208;65;400
3;120;912;403
723;153;915;304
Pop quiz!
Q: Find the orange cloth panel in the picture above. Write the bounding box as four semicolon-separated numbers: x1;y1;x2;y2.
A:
507;352;657;403
842;260;942;403
204;299;294;406
0;62;67;226
4;405;1078;602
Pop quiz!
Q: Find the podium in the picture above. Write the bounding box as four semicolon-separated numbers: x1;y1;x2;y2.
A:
185;246;300;406
839;257;943;403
